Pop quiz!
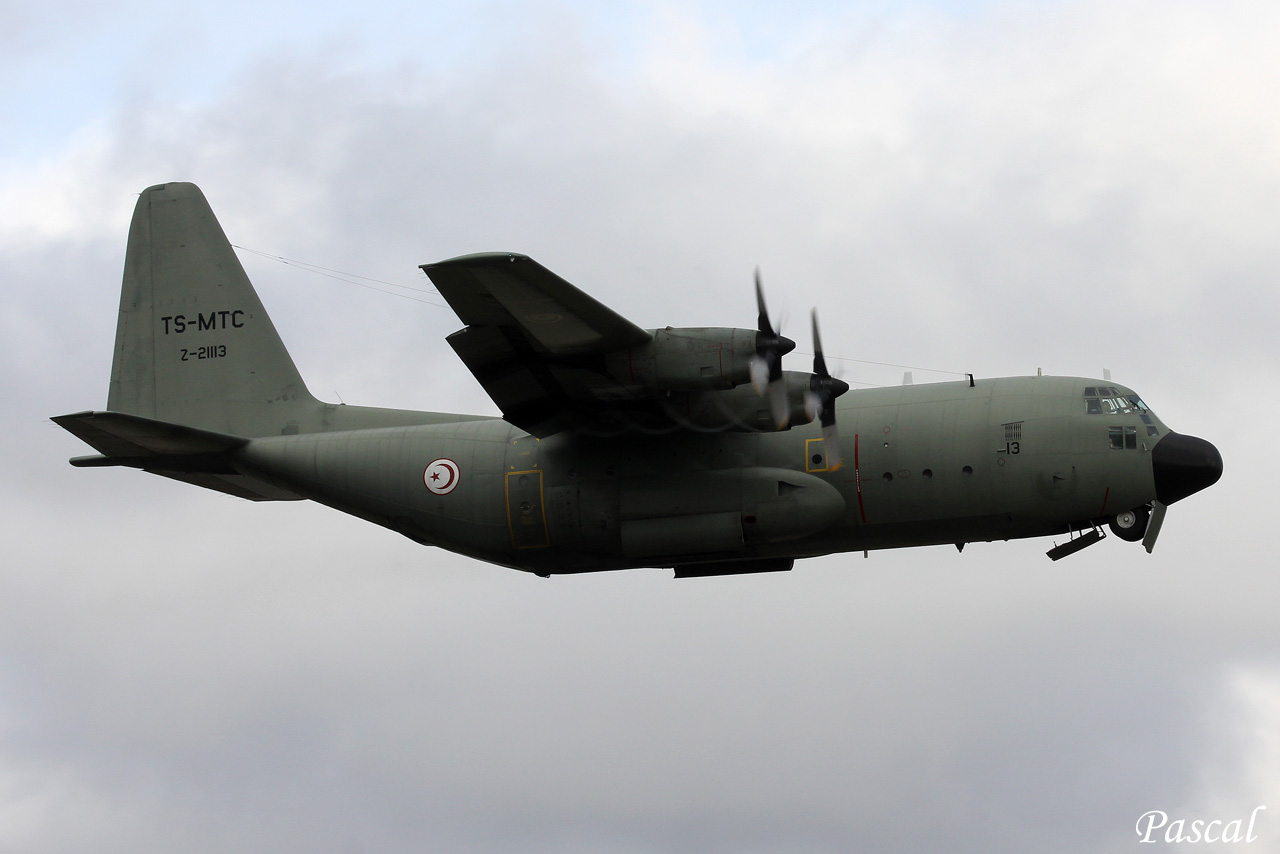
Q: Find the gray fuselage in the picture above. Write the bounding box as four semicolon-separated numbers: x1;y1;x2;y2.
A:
236;375;1168;574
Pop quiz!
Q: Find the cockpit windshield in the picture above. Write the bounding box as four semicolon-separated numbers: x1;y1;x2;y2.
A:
1084;386;1160;437
1084;386;1149;416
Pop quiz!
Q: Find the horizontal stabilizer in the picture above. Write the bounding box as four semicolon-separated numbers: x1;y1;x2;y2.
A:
52;411;300;501
52;410;247;458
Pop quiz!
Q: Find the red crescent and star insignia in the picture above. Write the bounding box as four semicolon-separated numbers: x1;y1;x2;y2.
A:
423;458;460;495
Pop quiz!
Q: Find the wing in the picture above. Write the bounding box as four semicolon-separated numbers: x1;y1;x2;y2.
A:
422;253;657;436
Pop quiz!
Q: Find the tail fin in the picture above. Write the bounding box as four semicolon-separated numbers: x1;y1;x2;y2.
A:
108;182;318;436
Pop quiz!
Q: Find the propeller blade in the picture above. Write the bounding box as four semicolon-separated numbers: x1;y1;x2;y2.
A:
804;390;822;423
749;355;770;396
808;310;850;407
770;378;790;429
755;268;770;338
822;420;842;469
751;269;796;424
811;309;829;379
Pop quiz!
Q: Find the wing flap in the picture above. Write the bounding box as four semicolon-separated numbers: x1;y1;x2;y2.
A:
423;253;651;354
426;254;655;435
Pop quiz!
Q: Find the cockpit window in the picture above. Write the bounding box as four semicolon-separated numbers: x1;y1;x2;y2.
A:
1109;426;1140;450
1090;387;1159;443
1084;388;1151;418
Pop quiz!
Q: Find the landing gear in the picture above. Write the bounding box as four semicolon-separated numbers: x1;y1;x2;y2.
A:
1109;505;1151;542
1047;505;1158;559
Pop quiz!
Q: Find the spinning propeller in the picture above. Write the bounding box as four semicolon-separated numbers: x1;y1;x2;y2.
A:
749;272;850;463
749;269;796;428
805;309;850;467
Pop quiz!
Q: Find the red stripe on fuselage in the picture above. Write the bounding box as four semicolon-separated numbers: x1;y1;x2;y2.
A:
854;433;867;523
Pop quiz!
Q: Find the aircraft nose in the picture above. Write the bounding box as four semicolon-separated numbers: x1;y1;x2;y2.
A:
1151;431;1223;504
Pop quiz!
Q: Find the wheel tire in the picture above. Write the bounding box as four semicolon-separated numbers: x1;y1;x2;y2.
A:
1109;506;1150;542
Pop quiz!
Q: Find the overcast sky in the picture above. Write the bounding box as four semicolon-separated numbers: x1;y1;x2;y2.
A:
3;1;1278;851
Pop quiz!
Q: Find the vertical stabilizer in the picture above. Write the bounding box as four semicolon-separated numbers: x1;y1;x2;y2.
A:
108;182;318;435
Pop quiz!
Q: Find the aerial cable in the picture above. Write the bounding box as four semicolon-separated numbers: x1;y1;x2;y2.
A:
232;244;448;307
235;244;971;380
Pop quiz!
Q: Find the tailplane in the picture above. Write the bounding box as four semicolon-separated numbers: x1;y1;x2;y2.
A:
57;182;473;500
51;410;301;501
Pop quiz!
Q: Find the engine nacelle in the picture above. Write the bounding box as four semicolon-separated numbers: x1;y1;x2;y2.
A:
605;327;758;391
658;371;816;433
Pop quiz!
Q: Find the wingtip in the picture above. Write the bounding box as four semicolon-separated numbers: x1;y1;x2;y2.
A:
422;251;531;271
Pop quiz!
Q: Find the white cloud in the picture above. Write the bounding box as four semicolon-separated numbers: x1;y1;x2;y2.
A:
1192;665;1280;848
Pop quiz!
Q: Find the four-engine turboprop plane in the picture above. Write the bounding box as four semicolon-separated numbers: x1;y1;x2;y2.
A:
54;183;1222;576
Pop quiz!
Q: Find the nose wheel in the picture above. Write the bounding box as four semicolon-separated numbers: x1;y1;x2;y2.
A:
1109;506;1151;542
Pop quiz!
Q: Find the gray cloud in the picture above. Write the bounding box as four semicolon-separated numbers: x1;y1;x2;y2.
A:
3;1;1278;851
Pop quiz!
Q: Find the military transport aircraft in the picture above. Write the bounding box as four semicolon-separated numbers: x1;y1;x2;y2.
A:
54;182;1222;576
